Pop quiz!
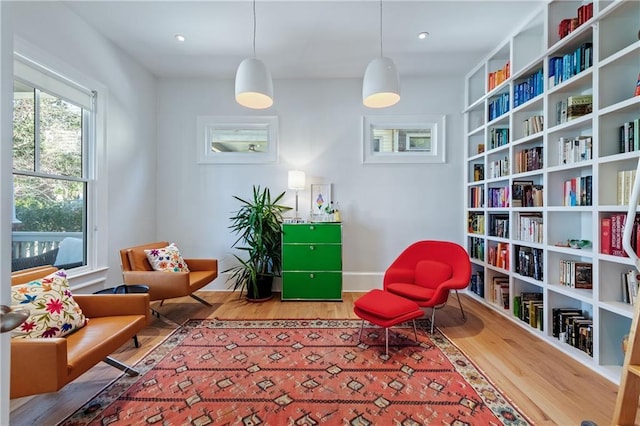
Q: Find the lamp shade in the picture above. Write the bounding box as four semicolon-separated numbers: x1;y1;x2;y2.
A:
362;57;400;108
288;170;306;190
235;57;274;109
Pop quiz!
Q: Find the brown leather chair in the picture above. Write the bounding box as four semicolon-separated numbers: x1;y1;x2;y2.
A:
10;266;150;398
119;241;218;306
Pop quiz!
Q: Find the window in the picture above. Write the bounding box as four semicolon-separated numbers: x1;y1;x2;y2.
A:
197;116;278;164
362;114;446;164
11;55;96;272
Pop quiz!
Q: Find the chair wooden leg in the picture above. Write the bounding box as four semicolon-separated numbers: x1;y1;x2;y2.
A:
190;293;212;307
104;356;139;376
455;289;466;320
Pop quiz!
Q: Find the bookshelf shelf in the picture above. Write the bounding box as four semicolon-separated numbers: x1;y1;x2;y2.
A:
463;0;640;385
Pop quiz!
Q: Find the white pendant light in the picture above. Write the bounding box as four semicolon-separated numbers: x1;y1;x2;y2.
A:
235;0;273;109
363;0;400;108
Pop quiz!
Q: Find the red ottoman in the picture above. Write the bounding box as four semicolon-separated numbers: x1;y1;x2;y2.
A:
354;289;424;356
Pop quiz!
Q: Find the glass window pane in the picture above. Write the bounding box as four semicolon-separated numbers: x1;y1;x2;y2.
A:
39;92;83;177
12;175;86;271
13;81;35;172
209;128;269;153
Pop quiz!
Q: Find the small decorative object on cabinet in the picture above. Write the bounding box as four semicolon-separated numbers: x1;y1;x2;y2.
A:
281;223;342;301
463;0;640;385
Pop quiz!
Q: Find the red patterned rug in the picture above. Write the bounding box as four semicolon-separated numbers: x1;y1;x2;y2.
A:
59;319;532;425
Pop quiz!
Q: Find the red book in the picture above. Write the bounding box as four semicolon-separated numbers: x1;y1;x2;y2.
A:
601;217;612;255
612;213;629;257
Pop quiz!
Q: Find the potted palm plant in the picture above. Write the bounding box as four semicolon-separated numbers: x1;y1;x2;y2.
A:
226;185;291;301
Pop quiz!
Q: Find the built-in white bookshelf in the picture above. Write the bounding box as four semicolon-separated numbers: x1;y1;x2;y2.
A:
464;0;640;384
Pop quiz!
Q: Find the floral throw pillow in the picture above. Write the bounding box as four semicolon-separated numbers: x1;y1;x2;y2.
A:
144;243;190;273
10;269;88;339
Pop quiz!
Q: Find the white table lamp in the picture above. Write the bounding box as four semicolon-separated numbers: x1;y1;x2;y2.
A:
288;170;306;219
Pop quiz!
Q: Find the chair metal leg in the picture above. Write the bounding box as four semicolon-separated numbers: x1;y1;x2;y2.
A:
455;289;466;320
358;320;365;343
104;356;139;376
132;335;139;348
412;319;418;341
430;308;436;334
385;328;389;357
190;293;212;307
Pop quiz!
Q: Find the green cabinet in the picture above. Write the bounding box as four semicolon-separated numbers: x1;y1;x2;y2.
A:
281;223;342;301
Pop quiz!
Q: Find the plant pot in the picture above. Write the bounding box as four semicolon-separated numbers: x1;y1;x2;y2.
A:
247;275;274;302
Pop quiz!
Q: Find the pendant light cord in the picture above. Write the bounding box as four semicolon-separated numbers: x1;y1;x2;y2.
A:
379;0;383;57
252;0;257;58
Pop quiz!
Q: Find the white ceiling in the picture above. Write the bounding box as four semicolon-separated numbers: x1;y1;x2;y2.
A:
64;0;546;80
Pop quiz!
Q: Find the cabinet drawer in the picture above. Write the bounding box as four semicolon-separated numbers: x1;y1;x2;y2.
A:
281;272;342;300
282;244;342;270
282;223;341;243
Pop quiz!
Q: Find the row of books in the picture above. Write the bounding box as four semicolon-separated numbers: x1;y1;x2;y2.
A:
488;242;510;270
621;270;639;306
468;212;485;234
514;146;543;173
488;156;509;179
619;118;640;154
473;164;484;182
488;186;509;208
552;307;593;356
616;169;639;206
549;42;593;88
468;238;484;261
490;275;509;309
601;214;640;257
488;93;510;121
488;61;510;91
512;181;543;208
513;68;543;108
469;271;484;297
469;186;484;208
515;212;543;244
558;2;593;39
515;246;543;281
489;214;509;239
563;175;592;206
558;136;592;166
514;292;543;330
559;260;592;289
523;115;543;137
555;94;593;126
489;127;509;149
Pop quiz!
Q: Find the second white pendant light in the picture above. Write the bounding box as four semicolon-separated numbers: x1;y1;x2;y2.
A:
235;0;273;109
362;0;400;108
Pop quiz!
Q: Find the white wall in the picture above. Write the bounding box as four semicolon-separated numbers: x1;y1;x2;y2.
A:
6;1;158;287
156;76;465;291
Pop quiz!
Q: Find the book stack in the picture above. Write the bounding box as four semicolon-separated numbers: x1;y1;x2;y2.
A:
616;169;640;205
622;270;639;305
556;94;593;125
619;117;640;153
516;212;543;244
514;146;543;173
558;2;593;40
490;275;509;308
513;69;544;108
515;245;543;280
552;307;592;356
473;164;484;181
562;175;592;206
489;214;509;238
522;115;543;136
601;214;640;257
488;156;509;179
512;180;543;208
489;127;509;149
559;260;593;289
488;61;510;91
469;271;484;297
488;93;510;121
468;212;485;234
488;186;509;208
548;42;593;88
468;238;485;262
515;292;543;329
558;136;592;165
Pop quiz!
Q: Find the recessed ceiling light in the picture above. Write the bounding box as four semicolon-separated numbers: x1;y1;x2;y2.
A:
175;34;186;42
418;32;429;40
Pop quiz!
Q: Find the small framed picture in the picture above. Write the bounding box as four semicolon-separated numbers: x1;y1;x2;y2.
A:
310;183;332;217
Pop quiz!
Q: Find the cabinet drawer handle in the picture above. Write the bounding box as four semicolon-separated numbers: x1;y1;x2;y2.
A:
309;225;315;230
309;246;315;251
309;273;315;279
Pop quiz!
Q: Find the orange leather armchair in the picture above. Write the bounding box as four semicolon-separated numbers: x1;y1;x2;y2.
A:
383;240;471;333
119;241;218;307
10;266;150;398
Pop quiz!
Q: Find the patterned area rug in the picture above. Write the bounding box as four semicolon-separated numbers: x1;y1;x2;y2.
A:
60;319;532;425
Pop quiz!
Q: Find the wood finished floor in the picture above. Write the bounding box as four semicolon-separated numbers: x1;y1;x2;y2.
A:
9;292;625;425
